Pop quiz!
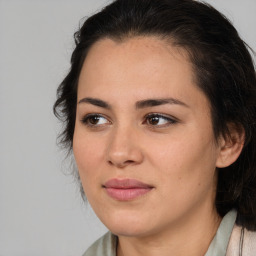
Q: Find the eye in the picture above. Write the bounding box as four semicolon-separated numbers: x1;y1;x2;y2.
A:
81;114;110;126
144;113;177;127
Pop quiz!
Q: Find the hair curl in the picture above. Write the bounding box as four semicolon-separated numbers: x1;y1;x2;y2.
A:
54;0;256;230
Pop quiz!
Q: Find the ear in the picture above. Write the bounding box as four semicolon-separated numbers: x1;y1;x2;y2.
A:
216;123;245;168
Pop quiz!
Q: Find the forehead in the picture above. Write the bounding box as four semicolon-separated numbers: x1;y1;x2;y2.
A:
77;36;209;111
80;36;192;77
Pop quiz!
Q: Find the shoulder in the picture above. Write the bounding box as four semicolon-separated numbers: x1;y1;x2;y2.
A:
82;232;117;256
226;224;256;256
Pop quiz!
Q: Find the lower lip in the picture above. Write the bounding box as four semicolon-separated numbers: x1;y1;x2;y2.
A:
104;187;152;201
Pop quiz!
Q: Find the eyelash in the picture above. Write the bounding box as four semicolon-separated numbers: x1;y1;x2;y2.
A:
81;114;110;127
80;113;178;128
143;113;178;127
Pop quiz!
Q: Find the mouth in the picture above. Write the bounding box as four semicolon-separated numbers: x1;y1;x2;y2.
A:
103;178;154;201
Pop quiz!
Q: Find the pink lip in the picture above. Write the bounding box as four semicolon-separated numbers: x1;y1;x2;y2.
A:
103;179;153;201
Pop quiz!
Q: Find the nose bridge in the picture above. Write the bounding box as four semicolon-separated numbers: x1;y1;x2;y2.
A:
106;121;143;167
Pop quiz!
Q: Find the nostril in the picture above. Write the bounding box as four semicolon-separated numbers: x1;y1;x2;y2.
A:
124;160;135;164
107;159;135;168
108;160;114;166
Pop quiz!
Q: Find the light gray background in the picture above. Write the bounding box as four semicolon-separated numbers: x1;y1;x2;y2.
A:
0;0;255;255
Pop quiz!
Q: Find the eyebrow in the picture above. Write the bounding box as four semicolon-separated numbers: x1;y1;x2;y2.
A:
78;97;189;109
78;97;111;109
135;98;189;109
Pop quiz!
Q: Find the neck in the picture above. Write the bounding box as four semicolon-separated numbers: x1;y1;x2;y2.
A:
117;206;221;256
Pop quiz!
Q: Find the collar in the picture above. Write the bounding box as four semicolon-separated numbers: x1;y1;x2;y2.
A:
205;210;237;256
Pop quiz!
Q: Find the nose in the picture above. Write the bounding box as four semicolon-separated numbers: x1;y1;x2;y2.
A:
106;125;144;168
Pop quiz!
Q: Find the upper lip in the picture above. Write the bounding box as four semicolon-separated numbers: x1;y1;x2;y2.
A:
103;178;153;189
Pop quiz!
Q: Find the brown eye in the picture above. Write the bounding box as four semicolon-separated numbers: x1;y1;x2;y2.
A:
148;116;161;125
81;114;110;126
145;114;177;126
88;116;101;125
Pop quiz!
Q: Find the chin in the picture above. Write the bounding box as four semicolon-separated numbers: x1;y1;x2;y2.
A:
100;211;151;237
109;225;151;238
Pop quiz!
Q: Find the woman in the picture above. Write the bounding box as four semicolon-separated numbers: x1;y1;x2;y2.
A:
54;0;256;255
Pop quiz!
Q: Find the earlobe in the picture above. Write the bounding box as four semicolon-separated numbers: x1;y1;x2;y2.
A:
216;124;245;168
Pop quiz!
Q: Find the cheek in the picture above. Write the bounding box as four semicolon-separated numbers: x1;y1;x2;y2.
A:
73;129;105;179
73;135;103;203
149;138;218;215
146;130;218;186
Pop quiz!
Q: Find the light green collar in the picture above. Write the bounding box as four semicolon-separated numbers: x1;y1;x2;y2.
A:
205;210;237;256
84;210;237;256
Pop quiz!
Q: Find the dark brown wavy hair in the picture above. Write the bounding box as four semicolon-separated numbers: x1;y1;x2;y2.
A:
53;0;256;230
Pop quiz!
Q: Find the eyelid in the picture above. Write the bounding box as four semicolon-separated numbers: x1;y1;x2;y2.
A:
80;112;179;128
143;113;179;126
80;113;112;127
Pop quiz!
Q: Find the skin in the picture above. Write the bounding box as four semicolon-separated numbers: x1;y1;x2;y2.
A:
73;36;238;256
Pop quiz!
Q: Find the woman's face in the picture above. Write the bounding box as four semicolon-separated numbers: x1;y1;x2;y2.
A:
73;37;222;237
